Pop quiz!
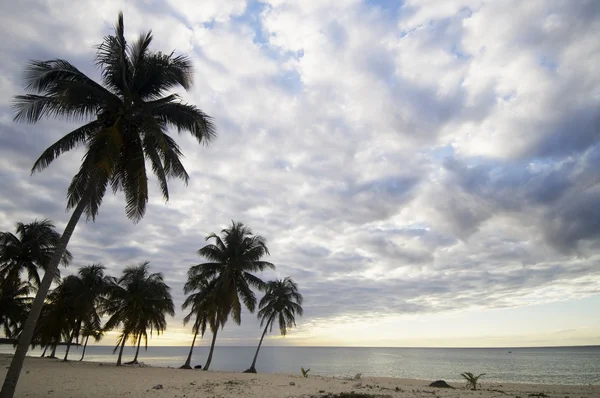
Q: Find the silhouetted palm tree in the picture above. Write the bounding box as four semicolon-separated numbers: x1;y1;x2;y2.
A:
103;262;174;366
245;278;303;373
53;264;111;361
180;274;222;369
49;275;80;360
0;279;32;339
79;323;104;361
2;11;216;396
189;221;274;370
0;219;71;287
32;297;70;359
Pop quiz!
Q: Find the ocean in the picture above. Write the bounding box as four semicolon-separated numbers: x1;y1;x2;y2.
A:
2;345;599;385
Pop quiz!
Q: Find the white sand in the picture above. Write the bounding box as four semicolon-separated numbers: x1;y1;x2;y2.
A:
1;355;599;397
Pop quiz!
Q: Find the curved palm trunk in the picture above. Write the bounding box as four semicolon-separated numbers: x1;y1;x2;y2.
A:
116;335;127;366
62;327;77;362
246;319;271;373
40;346;48;358
203;329;218;371
48;344;57;359
131;335;142;364
1;192;88;398
181;328;199;369
79;335;90;361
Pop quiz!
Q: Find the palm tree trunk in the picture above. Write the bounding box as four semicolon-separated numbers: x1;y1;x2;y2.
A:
48;344;57;359
181;328;198;369
1;192;89;398
79;335;90;361
40;346;48;358
62;327;76;362
246;319;271;373
203;329;219;371
132;335;142;364
116;336;127;366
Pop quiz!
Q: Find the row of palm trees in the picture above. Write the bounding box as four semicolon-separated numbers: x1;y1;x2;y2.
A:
3;11;252;397
0;219;303;371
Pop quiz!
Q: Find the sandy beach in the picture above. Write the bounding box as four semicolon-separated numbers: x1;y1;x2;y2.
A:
1;355;598;398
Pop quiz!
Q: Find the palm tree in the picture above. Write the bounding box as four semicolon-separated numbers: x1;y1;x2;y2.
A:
245;278;303;373
0;219;71;287
49;275;81;361
0;278;33;339
189;221;275;370
460;372;486;390
79;323;104;361
180;274;222;369
54;265;111;361
2;12;216;397
32;298;70;359
103;262;174;366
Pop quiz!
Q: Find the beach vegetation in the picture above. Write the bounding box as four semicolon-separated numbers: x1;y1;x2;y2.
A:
79;324;104;361
102;262;174;366
1;10;215;397
186;221;274;370
460;372;486;390
245;277;304;373
180;274;222;369
0;219;71;289
0;278;33;340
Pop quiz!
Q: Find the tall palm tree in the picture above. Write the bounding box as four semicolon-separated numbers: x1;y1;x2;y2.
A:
103;262;174;366
0;219;71;287
49;275;81;361
245;278;303;373
2;12;216;397
31;297;70;359
79;323;104;361
189;221;275;370
54;264;111;361
180;274;222;369
0;279;33;339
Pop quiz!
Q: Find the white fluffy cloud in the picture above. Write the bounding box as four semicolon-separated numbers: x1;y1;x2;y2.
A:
0;0;599;346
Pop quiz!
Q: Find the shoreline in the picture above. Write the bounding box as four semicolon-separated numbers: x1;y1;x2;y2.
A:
2;353;599;387
1;355;599;397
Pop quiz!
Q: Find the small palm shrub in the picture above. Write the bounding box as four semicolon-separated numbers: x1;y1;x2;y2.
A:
460;372;486;390
301;366;311;377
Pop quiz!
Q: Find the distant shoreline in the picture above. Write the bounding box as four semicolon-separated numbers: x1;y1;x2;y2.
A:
5;343;595;349
0;338;78;346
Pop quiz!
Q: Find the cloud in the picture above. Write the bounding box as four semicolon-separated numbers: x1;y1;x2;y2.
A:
0;0;599;346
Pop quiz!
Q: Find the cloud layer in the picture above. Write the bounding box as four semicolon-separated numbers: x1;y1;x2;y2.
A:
1;0;599;345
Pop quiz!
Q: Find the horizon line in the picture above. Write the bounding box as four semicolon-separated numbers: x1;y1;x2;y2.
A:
81;344;600;349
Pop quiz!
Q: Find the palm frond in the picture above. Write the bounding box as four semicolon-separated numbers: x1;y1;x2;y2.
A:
96;12;130;96
134;52;193;99
149;100;216;145
31;120;102;173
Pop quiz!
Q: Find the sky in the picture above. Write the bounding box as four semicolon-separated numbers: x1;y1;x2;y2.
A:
0;0;599;348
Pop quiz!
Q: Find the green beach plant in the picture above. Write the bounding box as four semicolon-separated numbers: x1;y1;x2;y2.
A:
245;277;304;373
460;372;486;390
1;12;215;398
301;366;311;377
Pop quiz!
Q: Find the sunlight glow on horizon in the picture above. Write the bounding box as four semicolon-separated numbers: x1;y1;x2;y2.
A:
93;295;600;348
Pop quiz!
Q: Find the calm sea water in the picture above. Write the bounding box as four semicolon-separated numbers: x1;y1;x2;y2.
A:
2;345;599;385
